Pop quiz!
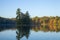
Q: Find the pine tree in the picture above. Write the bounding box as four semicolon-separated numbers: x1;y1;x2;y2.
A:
16;8;22;26
25;11;30;24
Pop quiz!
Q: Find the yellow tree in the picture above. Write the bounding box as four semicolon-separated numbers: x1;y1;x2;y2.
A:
58;19;60;30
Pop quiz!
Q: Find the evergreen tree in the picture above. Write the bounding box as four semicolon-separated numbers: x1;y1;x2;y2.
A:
25;11;30;24
16;8;31;26
16;8;22;26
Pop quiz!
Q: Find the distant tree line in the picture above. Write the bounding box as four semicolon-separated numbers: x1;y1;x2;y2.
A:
0;17;16;31
32;16;60;31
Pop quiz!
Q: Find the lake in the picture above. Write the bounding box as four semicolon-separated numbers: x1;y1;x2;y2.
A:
0;28;60;40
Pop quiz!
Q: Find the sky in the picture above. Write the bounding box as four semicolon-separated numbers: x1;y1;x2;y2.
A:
0;0;60;18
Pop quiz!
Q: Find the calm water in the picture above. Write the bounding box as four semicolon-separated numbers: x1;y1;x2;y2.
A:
0;29;60;40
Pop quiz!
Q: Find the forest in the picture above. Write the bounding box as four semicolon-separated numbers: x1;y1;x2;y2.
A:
0;8;60;32
32;16;60;32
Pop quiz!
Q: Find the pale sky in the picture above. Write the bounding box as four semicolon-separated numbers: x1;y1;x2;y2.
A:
0;0;60;18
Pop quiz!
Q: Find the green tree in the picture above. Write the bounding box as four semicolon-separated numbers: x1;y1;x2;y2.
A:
16;8;21;20
16;8;22;27
25;11;31;24
16;8;31;26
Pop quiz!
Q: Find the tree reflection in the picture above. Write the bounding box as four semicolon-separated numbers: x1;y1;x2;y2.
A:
32;25;60;32
16;25;31;40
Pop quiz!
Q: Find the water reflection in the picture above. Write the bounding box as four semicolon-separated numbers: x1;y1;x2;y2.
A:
16;24;60;40
0;24;60;40
16;25;31;40
32;25;60;32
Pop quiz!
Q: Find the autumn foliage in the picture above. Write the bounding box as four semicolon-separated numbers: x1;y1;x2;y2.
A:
32;16;60;32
